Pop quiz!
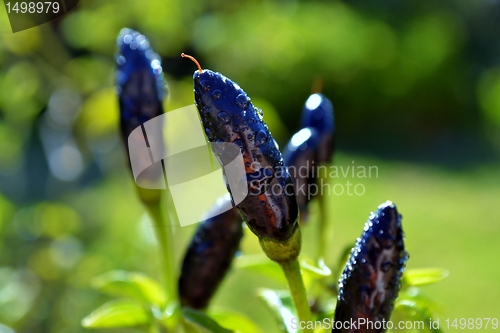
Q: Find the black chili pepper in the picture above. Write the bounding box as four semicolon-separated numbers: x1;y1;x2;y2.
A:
116;28;167;203
178;196;243;309
300;93;335;163
116;28;166;143
333;201;408;333
183;54;299;243
283;127;320;223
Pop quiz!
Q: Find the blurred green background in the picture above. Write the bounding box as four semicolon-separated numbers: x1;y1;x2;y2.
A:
0;0;499;332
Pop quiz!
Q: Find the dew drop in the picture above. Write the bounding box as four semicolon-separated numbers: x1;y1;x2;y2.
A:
260;201;266;206
202;105;211;114
217;111;230;125
256;108;264;120
233;139;245;150
116;55;126;66
255;130;268;146
245;162;251;167
212;90;222;100
123;34;132;44
200;80;211;92
205;128;214;140
235;93;250;109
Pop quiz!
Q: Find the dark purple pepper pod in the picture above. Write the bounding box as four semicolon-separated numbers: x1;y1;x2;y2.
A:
116;28;166;144
184;54;299;242
300;93;335;163
116;29;167;201
333;201;408;333
178;196;243;309
283;127;320;223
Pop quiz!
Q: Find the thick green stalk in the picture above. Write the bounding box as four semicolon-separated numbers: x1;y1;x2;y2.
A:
145;201;178;308
316;165;330;262
279;259;313;333
316;191;328;261
259;226;312;332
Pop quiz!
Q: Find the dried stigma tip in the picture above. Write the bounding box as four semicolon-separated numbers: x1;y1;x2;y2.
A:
181;53;203;73
311;76;324;94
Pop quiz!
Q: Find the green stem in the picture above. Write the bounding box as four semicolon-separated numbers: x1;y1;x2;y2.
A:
279;259;313;333
148;320;162;333
316;165;330;262
146;201;178;308
316;192;328;261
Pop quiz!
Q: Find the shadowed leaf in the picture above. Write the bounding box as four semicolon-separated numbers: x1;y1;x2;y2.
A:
402;268;449;288
257;289;297;333
182;307;233;333
81;299;150;328
91;270;167;307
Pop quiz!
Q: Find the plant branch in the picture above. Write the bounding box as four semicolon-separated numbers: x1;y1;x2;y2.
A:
145;200;178;309
279;259;313;333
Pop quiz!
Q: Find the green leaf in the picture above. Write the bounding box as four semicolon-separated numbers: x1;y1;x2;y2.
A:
209;307;263;333
334;243;355;279
158;305;181;332
235;254;286;284
91;270;167;307
81;299;150;328
300;258;332;291
398;287;443;313
402;268;449;288
393;300;443;333
257;289;297;333
301;259;331;278
182;308;233;333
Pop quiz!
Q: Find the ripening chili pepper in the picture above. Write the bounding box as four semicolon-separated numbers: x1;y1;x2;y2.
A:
116;29;167;203
178;196;243;309
300;93;335;163
116;28;166;145
283;127;320;223
182;54;299;246
333;201;408;333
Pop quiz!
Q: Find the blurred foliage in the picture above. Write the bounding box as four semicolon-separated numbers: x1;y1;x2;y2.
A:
0;0;500;332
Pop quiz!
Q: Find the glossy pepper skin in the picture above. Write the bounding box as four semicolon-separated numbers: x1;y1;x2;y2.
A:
116;28;166;144
178;196;243;309
333;201;408;333
300;93;335;163
192;69;298;242
283;127;320;223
